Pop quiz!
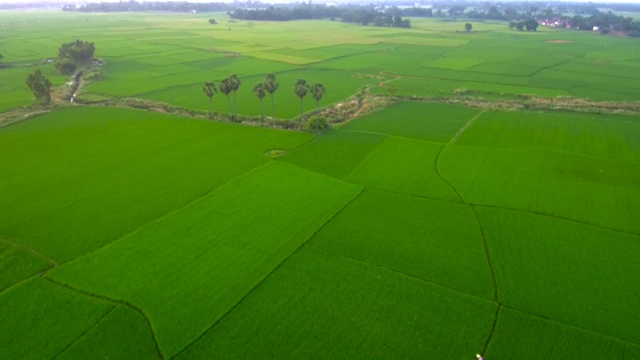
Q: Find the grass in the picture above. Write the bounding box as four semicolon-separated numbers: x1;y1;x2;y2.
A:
0;277;114;360
175;245;497;359
0;106;312;262
487;307;640;359
4;11;640;116
49;162;362;358
477;207;640;344
340;102;480;142
439;145;640;234
454;110;640;163
279;129;387;179
310;189;493;299
344;136;462;201
56;305;159;360
0;240;53;291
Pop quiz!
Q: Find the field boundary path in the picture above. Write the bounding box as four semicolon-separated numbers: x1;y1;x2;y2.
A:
44;277;165;360
450;110;486;144
50;305;118;360
172;187;367;359
1;238;58;272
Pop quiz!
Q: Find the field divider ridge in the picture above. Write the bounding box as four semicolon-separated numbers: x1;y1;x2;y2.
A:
434;144;465;203
473;203;640;237
306;243;495;305
58;161;276;266
482;306;501;356
50;305;118;360
340;134;390;180
0;238;60;296
500;303;640;348
44;277;164;359
450;109;486;144
470;204;502;355
171;186;367;359
1;238;58;270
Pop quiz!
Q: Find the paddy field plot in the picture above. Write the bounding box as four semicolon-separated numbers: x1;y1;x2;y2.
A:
487;308;640;360
309;189;493;299
343;136;461;201
476;207;640;345
49;161;362;357
0;107;312;262
175;246;497;359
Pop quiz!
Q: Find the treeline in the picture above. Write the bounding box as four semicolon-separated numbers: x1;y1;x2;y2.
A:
230;5;411;28
569;12;640;36
230;5;340;21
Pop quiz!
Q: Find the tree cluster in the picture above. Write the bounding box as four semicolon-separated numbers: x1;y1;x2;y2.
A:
509;19;539;32
202;73;326;128
569;12;640;36
230;5;410;28
55;40;96;75
230;5;340;21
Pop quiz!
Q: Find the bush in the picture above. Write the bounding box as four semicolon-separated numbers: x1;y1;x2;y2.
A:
306;116;329;131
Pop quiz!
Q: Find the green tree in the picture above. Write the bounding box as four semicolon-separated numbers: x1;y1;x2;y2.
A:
202;81;216;114
309;82;326;131
264;73;279;118
55;39;95;75
55;58;77;75
58;39;95;65
25;69;52;105
465;22;472;32
229;74;241;114
294;79;309;118
525;19;539;31
253;82;267;122
219;78;233;116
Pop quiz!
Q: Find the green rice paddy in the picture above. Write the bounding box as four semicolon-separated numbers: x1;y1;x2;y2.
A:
1;9;639;360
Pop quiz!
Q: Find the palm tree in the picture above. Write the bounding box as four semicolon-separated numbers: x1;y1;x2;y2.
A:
202;81;216;114
229;74;241;115
264;73;279;118
219;78;233;116
294;79;309;118
253;82;266;122
310;82;326;131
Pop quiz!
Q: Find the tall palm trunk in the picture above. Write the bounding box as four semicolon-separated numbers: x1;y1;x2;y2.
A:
315;100;320;131
233;92;237;114
260;99;264;122
270;93;275;118
300;98;304;117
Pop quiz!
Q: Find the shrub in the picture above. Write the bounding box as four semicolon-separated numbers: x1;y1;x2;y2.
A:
306;116;329;131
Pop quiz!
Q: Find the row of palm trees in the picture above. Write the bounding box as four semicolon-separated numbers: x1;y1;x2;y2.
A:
202;73;326;129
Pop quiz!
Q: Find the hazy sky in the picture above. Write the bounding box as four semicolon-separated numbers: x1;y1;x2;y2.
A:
5;0;640;4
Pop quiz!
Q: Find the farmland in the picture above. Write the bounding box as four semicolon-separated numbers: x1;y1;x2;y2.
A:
1;9;640;360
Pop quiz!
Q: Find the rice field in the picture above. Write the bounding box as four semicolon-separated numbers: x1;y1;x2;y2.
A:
3;11;640;115
1;9;640;360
